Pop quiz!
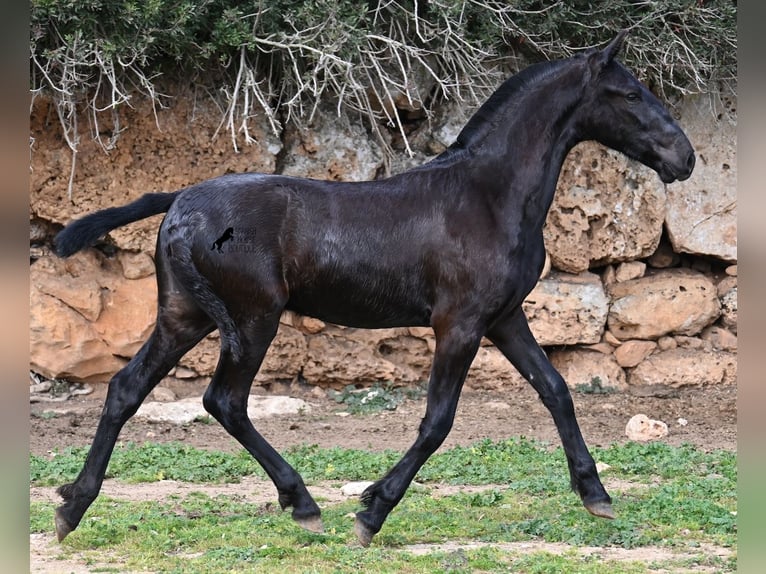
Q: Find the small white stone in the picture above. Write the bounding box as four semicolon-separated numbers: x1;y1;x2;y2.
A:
341;481;375;497
625;414;669;442
596;462;611;473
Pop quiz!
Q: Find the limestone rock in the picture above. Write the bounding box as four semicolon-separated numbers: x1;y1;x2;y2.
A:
674;336;710;351
30;288;125;383
719;286;737;334
31;96;281;255
628;348;737;387
700;326;737;351
523;271;609;346
34;253;103;321
665;93;737;261
135;395;311;425
657;336;677;351
607;269;720;340
256;325;309;384
614;261;646;282
151;387;178;402
545;142;666;273
466;346;526;390
299;317;326;334
625;414;669;442
280;105;383;182
177;333;220;377
118;251;156;279
646;237;681;269
614;340;658;368
341;481;375;497
302;332;420;387
549;348;627;391
30;251;156;383
91;274;157;358
426;99;472;154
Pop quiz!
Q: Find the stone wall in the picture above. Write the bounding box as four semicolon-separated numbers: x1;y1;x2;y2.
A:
29;86;737;392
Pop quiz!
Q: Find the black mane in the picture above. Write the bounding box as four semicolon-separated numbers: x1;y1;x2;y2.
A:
451;57;576;149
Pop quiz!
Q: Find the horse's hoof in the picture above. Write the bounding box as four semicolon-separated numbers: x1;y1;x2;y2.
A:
54;509;73;542
295;515;324;534
585;500;615;520
353;517;375;547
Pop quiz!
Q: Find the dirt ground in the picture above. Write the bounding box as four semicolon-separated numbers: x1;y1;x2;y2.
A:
31;378;737;457
29;379;736;573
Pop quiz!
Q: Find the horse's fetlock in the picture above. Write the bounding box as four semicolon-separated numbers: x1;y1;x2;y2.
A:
56;482;76;501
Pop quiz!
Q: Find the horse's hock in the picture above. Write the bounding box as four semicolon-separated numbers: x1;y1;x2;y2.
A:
29;89;736;391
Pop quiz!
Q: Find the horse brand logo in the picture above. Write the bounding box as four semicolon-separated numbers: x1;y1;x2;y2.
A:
211;227;257;253
211;227;234;252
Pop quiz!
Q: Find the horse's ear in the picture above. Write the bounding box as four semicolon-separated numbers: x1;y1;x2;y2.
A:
603;29;628;61
589;29;628;72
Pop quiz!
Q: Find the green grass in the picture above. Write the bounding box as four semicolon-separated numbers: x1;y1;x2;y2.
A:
31;439;736;573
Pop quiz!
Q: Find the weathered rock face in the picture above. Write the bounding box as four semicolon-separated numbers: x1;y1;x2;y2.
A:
30;251;156;383
613;340;658;368
607;269;720;340
544;143;667;274
29;83;737;393
280;105;384;182
549;349;628;391
628;348;737;387
30;94;282;255
303;329;421;388
664;93;737;262
523;271;609;346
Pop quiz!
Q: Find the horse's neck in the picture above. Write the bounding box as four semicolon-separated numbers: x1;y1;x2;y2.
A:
473;71;586;230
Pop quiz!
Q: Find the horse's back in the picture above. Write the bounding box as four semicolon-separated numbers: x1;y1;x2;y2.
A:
157;172;439;326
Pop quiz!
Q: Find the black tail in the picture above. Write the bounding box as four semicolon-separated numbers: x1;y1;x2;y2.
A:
54;192;180;258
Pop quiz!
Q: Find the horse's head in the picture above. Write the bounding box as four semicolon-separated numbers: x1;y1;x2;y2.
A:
579;30;695;183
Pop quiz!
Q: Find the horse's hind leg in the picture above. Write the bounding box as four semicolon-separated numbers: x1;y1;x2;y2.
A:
487;306;613;519
54;303;213;541
202;312;322;533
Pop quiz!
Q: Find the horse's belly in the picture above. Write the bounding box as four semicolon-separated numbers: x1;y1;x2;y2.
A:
286;273;432;329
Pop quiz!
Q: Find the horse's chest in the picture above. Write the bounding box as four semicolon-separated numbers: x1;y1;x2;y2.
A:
497;236;547;304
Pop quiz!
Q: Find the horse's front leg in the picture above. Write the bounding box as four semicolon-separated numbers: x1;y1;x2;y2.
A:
487;306;614;519
354;317;483;546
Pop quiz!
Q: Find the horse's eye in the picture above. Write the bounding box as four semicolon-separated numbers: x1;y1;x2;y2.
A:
625;92;640;103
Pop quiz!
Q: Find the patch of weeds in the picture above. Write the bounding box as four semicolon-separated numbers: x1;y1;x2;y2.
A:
285;444;400;481
575;376;617;395
30;447;91;485
30;438;737;573
593;442;736;482
30;502;55;533
31;410;59;420
419;437;566;490
329;381;426;414
508;551;645;574
468;488;504;507
30;443;262;486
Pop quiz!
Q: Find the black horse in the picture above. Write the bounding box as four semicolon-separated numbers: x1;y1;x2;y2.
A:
51;31;694;546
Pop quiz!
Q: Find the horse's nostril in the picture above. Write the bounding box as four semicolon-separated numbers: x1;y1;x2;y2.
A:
686;151;696;172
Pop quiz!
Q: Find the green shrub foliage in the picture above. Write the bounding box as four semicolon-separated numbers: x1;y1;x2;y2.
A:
31;1;736;151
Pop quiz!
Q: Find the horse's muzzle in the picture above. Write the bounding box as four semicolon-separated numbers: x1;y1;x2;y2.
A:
677;150;695;181
659;148;695;183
